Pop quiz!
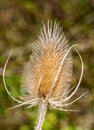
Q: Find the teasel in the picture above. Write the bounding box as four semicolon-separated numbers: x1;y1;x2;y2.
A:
3;21;87;130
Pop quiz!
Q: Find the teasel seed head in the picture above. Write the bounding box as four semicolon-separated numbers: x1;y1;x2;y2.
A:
3;20;87;130
22;21;72;101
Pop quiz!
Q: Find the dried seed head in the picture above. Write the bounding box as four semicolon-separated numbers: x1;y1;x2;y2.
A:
3;20;86;130
22;21;72;100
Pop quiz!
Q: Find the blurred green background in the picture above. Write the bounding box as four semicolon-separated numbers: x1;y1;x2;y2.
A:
0;0;94;130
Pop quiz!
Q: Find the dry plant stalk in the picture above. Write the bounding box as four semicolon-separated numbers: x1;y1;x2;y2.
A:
3;21;87;130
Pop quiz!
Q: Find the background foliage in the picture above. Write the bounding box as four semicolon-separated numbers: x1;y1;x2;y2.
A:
0;0;94;130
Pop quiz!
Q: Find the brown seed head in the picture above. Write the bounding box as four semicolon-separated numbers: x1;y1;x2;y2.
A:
3;21;85;130
22;21;72;100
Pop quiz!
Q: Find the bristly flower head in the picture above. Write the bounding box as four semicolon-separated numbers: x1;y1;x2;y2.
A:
3;20;87;130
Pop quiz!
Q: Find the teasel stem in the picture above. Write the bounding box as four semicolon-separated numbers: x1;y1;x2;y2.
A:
34;99;48;130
